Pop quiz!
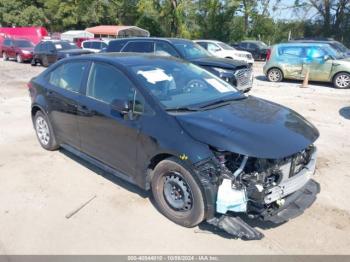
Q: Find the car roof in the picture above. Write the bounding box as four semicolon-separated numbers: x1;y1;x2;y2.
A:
194;40;221;43
275;43;331;48
65;52;186;67
108;37;193;44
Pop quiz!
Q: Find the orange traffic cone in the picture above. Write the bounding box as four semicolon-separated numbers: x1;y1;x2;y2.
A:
301;69;309;88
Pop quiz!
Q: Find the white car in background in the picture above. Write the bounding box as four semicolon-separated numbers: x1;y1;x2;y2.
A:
194;40;254;66
81;39;109;53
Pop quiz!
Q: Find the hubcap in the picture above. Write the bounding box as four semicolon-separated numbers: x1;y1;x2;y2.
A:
269;69;281;82
336;74;350;88
3;53;7;59
163;172;193;211
35;116;50;145
17;55;22;62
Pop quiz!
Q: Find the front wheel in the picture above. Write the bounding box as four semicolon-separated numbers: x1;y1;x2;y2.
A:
333;72;350;89
16;54;23;63
151;158;205;227
267;68;283;82
34;111;59;151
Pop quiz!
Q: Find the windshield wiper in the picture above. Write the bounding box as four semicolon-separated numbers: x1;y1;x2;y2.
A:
198;95;245;109
165;106;200;112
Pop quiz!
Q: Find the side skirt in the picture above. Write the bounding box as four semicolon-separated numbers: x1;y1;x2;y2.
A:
60;144;137;186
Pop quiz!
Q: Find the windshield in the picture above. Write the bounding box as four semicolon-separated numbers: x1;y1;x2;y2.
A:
54;42;77;50
174;42;212;59
131;60;238;110
217;42;235;50
256;41;268;48
324;45;346;59
14;40;33;48
330;42;348;53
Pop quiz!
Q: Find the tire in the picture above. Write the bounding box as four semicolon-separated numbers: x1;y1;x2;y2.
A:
34;111;59;151
333;72;350;89
151;157;205;228
31;59;37;66
16;54;23;63
2;52;8;61
42;56;49;67
267;68;283;82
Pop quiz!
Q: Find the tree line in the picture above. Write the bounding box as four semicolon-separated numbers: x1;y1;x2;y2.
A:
0;0;349;46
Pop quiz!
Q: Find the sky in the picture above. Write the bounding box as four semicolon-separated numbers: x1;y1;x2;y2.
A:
269;0;318;21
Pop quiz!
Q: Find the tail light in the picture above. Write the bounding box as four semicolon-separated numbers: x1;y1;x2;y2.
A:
266;49;271;61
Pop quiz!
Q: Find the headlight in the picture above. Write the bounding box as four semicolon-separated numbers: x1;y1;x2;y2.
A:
212;67;233;75
22;50;31;54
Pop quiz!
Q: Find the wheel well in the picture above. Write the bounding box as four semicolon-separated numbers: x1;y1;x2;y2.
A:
332;71;350;82
31;106;42;119
148;153;173;170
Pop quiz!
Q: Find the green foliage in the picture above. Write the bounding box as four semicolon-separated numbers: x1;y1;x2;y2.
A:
0;0;349;46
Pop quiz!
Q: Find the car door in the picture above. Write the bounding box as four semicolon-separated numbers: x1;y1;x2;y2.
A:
277;45;304;79
305;46;333;81
45;61;88;149
77;62;141;176
6;39;16;58
46;42;58;64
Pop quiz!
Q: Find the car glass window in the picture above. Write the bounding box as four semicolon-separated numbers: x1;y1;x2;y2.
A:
217;42;235;50
306;47;326;59
123;41;154;53
155;42;179;57
48;62;87;93
83;42;91;48
174;42;212;59
107;40;126;52
278;46;304;57
240;42;248;48
91;42;101;49
34;43;42;52
4;39;12;46
101;42;107;49
14;40;33;48
196;42;207;49
131;61;238;110
86;63;135;104
207;43;220;52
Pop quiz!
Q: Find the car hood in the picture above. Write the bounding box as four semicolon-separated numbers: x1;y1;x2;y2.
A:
58;49;92;55
175;96;319;159
189;56;247;70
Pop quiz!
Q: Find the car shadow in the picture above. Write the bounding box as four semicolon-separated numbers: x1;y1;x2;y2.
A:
339;106;350;120
59;148;150;199
255;75;334;88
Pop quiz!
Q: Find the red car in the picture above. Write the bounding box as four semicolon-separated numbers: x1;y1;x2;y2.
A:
1;38;34;63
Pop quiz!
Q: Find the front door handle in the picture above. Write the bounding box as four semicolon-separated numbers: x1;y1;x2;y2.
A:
77;105;94;116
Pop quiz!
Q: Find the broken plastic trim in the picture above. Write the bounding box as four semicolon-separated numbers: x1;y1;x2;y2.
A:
207;215;264;240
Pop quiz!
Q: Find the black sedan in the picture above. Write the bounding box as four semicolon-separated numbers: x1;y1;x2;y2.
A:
31;40;92;67
105;38;253;92
233;40;269;61
29;54;319;239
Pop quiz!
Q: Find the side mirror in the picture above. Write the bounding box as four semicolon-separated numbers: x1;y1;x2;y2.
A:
111;99;130;115
324;55;331;61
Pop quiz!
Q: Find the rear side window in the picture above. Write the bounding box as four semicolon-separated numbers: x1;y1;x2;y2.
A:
48;62;87;93
91;42;101;49
86;63;134;104
278;46;304;57
107;40;127;52
83;42;92;48
4;39;12;46
196;42;207;49
123;41;154;53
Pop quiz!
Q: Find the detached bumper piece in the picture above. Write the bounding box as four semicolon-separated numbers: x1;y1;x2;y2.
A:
262;179;320;224
207;216;264;240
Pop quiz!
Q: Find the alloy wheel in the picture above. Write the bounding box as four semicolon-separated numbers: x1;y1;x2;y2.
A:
35;116;50;145
268;69;282;82
335;74;350;88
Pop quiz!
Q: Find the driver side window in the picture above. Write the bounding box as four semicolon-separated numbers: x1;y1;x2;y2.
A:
207;43;220;52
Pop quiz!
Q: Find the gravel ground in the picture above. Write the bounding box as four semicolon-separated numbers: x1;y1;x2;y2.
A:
0;59;349;254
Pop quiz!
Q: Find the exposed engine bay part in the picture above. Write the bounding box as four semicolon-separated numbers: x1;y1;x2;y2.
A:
232;155;248;178
207;215;264;240
216;179;247;214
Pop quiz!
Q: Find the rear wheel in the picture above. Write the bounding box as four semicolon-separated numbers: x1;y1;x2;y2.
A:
34;111;59;151
2;52;8;61
16;54;23;63
333;72;350;89
151;158;205;228
267;68;283;82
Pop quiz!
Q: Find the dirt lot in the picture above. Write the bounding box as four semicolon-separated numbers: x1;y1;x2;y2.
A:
0;59;349;255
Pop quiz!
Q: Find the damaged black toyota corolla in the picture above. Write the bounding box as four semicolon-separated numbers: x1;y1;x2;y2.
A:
29;54;319;240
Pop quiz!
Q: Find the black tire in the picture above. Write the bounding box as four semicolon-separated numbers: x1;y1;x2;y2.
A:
2;52;8;61
151;157;205;227
34;111;59;151
267;68;283;82
31;59;37;66
42;56;49;67
333;72;350;89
